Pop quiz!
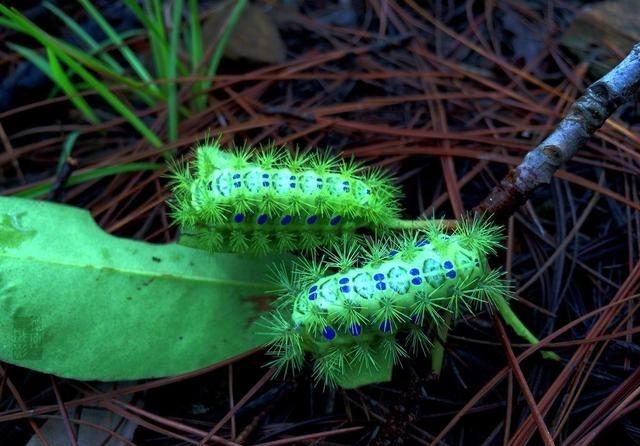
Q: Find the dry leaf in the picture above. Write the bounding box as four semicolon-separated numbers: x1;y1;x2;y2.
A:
202;2;286;65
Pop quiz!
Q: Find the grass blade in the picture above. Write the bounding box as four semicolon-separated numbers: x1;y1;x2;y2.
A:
167;0;184;142
14;162;162;199
7;42;52;76
0;6;159;104
56;49;163;147
188;0;204;107
55;131;81;176
188;0;203;73
196;0;249;110
0;6;162;148
46;47;100;124
122;0;170;86
77;0;161;96
8;43;99;124
43;1;124;74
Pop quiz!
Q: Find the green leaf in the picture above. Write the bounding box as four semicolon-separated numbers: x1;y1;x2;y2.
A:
0;197;282;380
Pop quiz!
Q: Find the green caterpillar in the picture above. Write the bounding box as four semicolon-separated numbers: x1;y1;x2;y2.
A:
170;140;401;254
171;141;555;387
261;217;510;387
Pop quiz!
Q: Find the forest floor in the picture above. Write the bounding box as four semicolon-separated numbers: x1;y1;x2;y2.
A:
0;1;639;445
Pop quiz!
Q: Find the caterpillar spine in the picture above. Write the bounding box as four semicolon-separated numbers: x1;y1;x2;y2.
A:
169;140;402;254
260;217;509;388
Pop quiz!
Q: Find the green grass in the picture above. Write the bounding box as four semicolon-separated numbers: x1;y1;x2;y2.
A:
0;1;249;149
15;163;163;199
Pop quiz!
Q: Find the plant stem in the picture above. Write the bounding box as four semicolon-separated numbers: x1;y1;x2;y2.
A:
493;294;560;361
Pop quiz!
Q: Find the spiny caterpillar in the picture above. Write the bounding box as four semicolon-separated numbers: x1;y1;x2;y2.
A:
169;140;401;254
261;217;510;388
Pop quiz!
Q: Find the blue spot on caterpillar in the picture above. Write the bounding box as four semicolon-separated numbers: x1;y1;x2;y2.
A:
169;140;401;254
260;218;508;388
322;326;336;340
257;214;268;225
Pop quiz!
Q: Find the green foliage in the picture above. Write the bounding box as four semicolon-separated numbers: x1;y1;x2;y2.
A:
0;2;553;391
0;196;288;380
0;0;248;145
13;162;162;199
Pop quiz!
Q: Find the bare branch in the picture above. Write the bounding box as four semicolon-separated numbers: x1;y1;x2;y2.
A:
476;43;640;220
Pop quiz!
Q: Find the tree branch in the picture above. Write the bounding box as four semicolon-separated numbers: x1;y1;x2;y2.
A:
476;42;640;220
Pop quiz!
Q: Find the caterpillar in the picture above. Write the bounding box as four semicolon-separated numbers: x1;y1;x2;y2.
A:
260;217;510;388
170;140;553;384
169;140;402;254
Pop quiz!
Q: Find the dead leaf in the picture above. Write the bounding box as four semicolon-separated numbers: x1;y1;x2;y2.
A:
202;2;286;65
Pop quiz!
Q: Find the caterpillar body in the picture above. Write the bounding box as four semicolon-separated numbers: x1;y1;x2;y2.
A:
261;218;509;387
170;141;401;253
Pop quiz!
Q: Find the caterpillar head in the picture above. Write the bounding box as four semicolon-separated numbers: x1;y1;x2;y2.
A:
169;140;402;254
260;217;510;388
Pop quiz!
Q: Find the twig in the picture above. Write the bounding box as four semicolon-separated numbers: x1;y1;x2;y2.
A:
235;380;297;444
412;44;640;375
422;42;640;446
476;43;640;220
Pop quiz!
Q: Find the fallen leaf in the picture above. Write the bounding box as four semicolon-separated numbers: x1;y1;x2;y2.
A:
202;2;286;65
0;196;285;381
